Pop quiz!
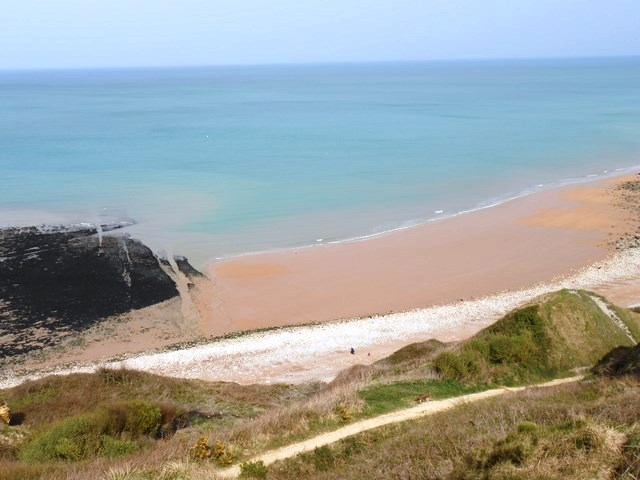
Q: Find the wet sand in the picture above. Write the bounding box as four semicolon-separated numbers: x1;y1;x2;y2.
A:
207;174;639;333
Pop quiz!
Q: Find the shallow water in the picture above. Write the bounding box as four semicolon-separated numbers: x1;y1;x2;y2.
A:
1;58;640;265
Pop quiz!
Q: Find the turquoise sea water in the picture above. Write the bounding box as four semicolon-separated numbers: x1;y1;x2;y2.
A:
1;58;640;265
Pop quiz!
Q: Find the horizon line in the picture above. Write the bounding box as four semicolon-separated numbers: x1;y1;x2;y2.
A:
1;53;639;74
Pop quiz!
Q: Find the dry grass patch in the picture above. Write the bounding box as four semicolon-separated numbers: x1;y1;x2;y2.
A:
268;377;640;479
0;368;320;480
210;371;371;456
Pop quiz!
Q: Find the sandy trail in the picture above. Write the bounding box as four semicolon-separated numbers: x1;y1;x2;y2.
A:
214;376;584;478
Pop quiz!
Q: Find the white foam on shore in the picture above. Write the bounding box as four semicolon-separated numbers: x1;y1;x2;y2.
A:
2;247;640;390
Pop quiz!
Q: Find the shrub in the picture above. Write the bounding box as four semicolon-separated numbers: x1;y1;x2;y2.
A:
433;352;467;381
53;437;82;461
433;348;487;383
95;400;162;437
342;436;365;457
336;404;351;422
240;460;268;479
483;441;530;468
312;445;335;471
20;414;95;462
573;427;602;452
101;435;138;457
20;400;163;463
124;401;162;436
192;437;234;465
463;427;536;475
193;436;211;461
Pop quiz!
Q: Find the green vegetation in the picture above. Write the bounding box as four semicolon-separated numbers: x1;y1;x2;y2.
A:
270;377;640;479
359;379;486;415
191;436;234;465
375;338;446;367
1;289;639;480
433;305;557;384
220;289;640;458
260;291;640;480
18;399;173;463
19;402;151;463
240;460;269;479
0;367;320;479
356;289;640;420
1;367;314;428
433;290;640;385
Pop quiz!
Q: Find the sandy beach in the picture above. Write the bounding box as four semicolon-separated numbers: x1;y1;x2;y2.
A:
2;245;639;389
2;171;640;389
207;173;640;333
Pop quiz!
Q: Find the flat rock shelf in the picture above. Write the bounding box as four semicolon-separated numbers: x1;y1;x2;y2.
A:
0;224;184;359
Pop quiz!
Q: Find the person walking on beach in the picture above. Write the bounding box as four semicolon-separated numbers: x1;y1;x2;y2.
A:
350;347;355;355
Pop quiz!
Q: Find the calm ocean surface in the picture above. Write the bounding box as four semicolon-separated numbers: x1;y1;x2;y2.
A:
1;58;640;265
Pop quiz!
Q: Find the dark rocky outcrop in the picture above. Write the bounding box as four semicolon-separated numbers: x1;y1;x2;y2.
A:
593;343;640;377
175;256;205;279
0;225;182;359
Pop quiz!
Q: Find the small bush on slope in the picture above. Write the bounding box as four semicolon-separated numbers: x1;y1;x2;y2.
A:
434;305;553;384
19;400;162;462
240;460;268;479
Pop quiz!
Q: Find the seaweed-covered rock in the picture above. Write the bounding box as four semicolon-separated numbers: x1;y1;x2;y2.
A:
0;224;180;359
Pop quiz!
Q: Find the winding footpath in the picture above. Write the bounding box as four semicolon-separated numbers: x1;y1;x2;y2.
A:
215;375;584;478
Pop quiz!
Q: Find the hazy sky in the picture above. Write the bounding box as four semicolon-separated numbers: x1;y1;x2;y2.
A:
1;0;639;70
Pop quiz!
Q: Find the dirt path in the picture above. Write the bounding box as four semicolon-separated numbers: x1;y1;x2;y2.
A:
215;376;583;478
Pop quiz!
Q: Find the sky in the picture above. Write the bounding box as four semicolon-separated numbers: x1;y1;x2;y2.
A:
1;0;639;70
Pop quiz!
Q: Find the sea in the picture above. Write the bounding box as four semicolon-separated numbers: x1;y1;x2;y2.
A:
1;57;640;266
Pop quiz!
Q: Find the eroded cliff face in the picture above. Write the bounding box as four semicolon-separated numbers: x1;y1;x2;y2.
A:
0;225;181;359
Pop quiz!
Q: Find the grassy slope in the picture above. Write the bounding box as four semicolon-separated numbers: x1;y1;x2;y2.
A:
358;290;640;416
0;369;320;479
263;291;640;480
269;377;640;480
539;290;640;367
225;289;640;462
2;368;315;426
1;289;639;480
433;289;640;385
